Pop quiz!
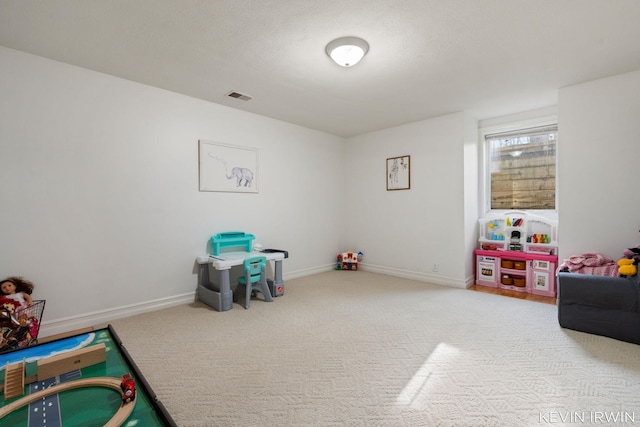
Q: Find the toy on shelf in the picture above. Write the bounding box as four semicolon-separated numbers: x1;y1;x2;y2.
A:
479;211;558;255
336;251;363;271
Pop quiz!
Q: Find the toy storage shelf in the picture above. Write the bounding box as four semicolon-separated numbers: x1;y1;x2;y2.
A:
479;210;558;255
475;249;558;297
498;254;528;293
475;211;559;297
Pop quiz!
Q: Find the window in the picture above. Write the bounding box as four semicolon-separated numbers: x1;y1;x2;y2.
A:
484;124;557;210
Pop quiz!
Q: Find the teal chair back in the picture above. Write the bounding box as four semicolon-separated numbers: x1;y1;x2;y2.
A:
235;255;273;309
239;256;267;284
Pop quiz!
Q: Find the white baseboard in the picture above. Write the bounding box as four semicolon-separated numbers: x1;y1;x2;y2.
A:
284;263;336;280
465;274;476;288
38;266;335;339
359;263;468;289
37;265;334;338
38;292;196;338
38;263;467;339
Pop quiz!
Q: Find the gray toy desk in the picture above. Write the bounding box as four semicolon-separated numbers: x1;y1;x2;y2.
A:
196;251;286;311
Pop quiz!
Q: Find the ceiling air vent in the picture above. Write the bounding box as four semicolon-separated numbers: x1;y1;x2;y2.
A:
226;91;253;101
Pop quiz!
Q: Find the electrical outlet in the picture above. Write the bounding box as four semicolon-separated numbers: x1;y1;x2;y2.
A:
432;263;439;272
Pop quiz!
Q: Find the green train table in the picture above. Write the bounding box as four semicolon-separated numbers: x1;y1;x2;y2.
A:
0;325;175;426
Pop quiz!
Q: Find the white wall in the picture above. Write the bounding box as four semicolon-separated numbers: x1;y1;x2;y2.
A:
344;112;478;287
558;69;640;262
463;115;479;280
5;42;639;337
0;47;345;335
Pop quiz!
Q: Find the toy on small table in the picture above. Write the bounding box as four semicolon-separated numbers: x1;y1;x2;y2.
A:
336;251;363;271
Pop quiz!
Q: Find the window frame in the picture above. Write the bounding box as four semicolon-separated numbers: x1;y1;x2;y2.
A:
479;114;558;216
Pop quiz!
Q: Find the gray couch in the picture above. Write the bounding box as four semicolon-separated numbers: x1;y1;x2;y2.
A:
557;272;640;345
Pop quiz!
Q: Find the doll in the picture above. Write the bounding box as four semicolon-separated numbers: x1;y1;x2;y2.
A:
0;295;21;328
0;276;33;307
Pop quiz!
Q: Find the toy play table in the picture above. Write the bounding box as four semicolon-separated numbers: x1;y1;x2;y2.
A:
196;250;286;312
0;325;176;426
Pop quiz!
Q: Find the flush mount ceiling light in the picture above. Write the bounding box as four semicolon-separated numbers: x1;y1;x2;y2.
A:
325;36;369;67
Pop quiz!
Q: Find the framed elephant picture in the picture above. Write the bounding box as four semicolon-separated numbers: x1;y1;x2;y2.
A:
199;140;258;193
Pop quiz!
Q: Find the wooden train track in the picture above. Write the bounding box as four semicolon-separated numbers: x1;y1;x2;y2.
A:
0;376;136;427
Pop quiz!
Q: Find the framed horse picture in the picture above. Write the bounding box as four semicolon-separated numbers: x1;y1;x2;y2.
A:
386;155;410;191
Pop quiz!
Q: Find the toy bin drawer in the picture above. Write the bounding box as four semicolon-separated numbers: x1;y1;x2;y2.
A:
501;276;513;286
513;277;525;287
501;260;514;269
513;261;526;270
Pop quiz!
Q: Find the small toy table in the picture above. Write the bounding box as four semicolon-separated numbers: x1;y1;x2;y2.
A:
196;251;287;312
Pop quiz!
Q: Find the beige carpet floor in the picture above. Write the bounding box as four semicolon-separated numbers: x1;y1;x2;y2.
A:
108;270;640;426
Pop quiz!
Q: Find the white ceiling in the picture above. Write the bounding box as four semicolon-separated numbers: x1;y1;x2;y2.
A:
1;0;639;137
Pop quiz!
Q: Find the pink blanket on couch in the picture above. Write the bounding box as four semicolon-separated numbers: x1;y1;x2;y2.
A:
559;253;619;277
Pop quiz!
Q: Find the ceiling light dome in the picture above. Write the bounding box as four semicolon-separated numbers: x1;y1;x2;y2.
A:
325;36;369;67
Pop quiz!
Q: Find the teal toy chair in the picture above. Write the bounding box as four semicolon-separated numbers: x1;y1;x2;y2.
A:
234;256;273;309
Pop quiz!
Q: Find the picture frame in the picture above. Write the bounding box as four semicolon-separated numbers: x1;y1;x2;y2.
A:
199;140;258;193
386;155;410;190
